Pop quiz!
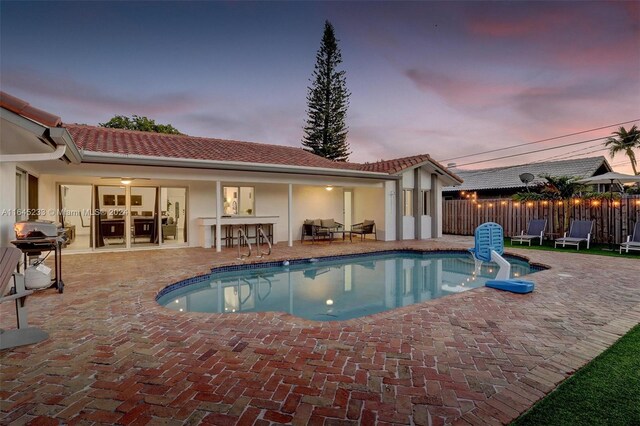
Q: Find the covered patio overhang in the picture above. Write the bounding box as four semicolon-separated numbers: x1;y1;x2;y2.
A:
28;158;397;253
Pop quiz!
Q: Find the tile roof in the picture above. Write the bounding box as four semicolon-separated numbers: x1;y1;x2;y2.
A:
359;154;432;174
65;124;364;172
443;156;611;192
65;124;461;181
0;91;62;127
359;154;462;182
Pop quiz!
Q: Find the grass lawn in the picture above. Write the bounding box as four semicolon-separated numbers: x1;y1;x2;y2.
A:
512;325;640;425
504;238;640;259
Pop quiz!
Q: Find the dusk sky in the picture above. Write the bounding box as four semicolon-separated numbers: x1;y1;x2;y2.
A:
2;1;639;173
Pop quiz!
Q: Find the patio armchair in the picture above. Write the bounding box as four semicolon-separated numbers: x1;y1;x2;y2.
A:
511;219;546;246
619;221;640;254
554;220;594;250
351;220;377;241
301;220;332;243
320;218;343;232
0;247;49;350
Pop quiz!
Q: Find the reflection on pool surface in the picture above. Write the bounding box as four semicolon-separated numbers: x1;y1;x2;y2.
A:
157;251;541;321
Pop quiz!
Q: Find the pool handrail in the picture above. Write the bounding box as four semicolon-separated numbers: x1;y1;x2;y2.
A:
237;227;252;260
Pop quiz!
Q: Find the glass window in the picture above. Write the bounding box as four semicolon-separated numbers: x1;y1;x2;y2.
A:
403;189;413;216
223;186;254;216
422;191;431;216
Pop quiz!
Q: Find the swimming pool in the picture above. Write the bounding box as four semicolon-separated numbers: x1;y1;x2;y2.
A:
157;251;542;321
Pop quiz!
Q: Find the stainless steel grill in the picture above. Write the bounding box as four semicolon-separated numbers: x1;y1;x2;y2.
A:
14;220;62;240
11;220;65;293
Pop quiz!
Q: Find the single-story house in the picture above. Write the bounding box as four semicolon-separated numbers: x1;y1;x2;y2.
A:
1;92;462;252
442;156;614;200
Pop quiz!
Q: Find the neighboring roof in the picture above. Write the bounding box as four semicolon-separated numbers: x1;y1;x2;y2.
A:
0;91;62;127
65;124;462;182
443;156;612;192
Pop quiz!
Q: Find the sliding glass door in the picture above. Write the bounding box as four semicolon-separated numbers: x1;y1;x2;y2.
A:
62;183;187;250
129;186;159;247
59;184;93;250
95;185;126;249
160;187;187;246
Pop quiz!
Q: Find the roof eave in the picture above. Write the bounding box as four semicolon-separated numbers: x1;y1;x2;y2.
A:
81;151;399;180
48;127;82;164
1;108;82;164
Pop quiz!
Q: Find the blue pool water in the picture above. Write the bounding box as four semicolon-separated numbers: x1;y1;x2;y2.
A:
157;251;541;321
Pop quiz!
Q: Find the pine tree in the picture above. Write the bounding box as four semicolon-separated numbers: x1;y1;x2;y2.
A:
302;21;351;162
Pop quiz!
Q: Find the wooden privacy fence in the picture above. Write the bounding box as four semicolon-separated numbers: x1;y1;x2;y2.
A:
443;197;640;244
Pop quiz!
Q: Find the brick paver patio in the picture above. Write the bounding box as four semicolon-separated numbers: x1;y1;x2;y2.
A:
1;237;639;425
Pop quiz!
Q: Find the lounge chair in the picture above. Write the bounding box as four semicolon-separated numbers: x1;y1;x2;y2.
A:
0;247;49;350
351;220;377;241
620;221;640;254
511;219;547;246
554;220;594;250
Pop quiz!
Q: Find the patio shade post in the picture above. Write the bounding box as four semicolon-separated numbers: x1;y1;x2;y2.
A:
396;180;403;240
215;180;222;252
288;184;293;247
578;172;640;249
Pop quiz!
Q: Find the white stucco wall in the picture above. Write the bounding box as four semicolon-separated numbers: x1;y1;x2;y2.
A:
291;186;344;241
352;187;385;240
402;216;415;240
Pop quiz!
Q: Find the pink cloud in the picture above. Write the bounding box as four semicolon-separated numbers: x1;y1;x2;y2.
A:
467;9;569;38
465;4;639;71
405;68;524;108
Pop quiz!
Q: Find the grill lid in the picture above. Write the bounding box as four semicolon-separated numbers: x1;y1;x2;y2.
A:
14;220;61;239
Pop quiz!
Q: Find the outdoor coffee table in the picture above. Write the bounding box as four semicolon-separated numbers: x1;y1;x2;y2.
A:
331;230;353;242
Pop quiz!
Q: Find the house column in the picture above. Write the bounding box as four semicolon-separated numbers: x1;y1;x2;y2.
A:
0;162;17;247
395;180;403;241
215;180;222;252
414;168;422;239
287;184;293;247
430;174;440;238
